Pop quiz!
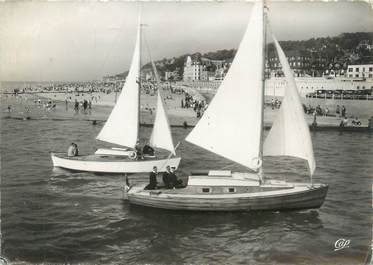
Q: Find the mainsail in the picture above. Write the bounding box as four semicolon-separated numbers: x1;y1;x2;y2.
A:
96;18;141;148
186;2;264;171
263;35;316;176
150;90;176;155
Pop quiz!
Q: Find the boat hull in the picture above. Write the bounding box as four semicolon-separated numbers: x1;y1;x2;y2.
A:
127;183;328;211
50;153;181;173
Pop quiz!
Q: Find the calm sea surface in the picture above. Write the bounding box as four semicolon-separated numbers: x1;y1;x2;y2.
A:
1;94;372;265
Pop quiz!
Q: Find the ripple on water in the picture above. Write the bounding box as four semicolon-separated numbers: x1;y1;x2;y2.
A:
1;97;372;264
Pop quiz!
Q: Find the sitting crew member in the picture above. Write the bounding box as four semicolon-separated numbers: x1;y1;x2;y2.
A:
67;143;79;157
162;166;172;189
145;166;158;190
142;143;155;156
352;117;361;126
169;166;183;188
135;140;143;159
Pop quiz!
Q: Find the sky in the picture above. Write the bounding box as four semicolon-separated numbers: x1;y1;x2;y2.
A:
1;1;372;82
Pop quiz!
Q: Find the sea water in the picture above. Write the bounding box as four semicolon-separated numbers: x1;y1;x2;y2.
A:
1;94;372;265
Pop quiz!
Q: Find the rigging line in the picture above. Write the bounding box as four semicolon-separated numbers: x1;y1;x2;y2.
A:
219;163;236;171
259;0;268;182
143;29;161;85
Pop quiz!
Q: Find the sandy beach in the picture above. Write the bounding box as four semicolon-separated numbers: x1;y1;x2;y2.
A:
1;86;203;127
2;83;372;128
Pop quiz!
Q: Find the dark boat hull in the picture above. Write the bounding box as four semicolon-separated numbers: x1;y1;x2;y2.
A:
127;184;328;211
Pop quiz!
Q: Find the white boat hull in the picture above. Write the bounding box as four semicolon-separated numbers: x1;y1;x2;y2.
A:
51;153;181;173
94;148;132;156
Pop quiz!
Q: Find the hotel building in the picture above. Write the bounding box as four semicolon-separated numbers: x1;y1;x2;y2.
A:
347;64;373;78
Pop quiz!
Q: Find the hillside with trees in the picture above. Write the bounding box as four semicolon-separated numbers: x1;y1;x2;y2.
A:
107;32;373;80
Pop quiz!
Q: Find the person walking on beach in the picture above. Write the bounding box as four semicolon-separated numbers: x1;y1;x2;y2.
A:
325;107;329;117
83;100;88;112
312;110;317;127
336;105;340;115
74;99;79;113
341;105;346;118
145;166;158;190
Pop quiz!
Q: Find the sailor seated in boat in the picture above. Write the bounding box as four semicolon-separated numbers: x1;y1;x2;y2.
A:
144;166;158;190
170;166;183;188
135;140;143;160
351;117;361;126
67;143;79;157
142;143;155;156
162;166;173;189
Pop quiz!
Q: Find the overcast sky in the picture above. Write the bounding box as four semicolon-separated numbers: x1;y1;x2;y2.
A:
1;1;372;82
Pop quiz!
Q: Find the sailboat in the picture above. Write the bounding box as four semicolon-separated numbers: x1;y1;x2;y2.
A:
126;2;328;211
51;14;181;173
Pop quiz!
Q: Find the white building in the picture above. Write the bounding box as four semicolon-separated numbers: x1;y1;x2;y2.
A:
265;76;373;97
165;71;179;81
347;64;373;79
183;56;204;81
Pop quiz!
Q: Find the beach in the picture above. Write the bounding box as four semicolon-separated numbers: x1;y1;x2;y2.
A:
1;85;203;127
2;82;372;129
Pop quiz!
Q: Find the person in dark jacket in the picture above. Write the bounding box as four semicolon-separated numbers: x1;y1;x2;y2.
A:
162;166;172;189
135;140;143;160
143;143;155;156
169;166;183;188
145;166;158;190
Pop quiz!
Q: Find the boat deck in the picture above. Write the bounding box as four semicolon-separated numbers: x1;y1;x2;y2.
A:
131;182;297;196
53;153;162;162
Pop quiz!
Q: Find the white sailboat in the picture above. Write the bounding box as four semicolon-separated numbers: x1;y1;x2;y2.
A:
51;14;181;173
126;2;328;211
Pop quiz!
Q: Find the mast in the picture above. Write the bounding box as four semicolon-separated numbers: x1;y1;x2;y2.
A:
258;0;267;184
96;10;142;148
137;11;143;143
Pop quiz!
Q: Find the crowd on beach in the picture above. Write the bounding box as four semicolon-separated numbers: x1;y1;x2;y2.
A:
4;93;59;116
303;103;363;127
181;93;207;118
3;81;208;123
5;82;370;128
7;81;123;95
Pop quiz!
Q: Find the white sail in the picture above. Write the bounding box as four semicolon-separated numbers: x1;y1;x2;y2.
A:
150;90;176;155
186;2;264;171
96;18;141;148
263;35;316;176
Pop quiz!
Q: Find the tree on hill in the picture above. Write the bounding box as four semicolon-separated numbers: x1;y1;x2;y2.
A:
105;32;373;80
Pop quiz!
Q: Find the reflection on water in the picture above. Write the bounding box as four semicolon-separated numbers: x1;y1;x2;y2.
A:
1;96;372;265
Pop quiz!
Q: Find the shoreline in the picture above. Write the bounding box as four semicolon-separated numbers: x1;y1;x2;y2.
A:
2;89;372;130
